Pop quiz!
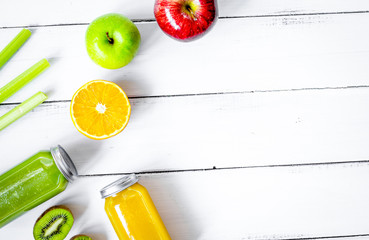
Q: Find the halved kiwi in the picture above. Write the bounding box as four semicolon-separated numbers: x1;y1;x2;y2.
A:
70;235;92;240
33;205;74;240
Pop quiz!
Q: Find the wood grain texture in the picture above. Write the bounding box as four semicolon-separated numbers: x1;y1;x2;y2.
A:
1;0;369;27
1;0;369;239
1;13;369;103
2;165;369;240
1;87;369;175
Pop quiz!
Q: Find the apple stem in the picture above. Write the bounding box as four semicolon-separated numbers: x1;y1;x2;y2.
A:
184;4;197;20
186;4;192;12
106;32;114;44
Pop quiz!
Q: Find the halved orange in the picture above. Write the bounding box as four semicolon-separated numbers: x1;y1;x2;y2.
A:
70;80;131;140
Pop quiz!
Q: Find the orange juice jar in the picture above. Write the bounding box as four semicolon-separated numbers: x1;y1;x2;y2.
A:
100;174;171;240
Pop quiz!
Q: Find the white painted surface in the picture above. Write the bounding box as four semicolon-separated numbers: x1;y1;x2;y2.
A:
1;0;369;239
1;0;369;27
2;166;369;240
1;88;369;175
2;13;369;102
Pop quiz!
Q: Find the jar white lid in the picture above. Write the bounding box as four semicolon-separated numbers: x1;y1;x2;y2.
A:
51;145;78;182
100;174;138;199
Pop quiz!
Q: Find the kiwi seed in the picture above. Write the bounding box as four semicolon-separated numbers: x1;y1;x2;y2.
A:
33;205;74;240
70;234;92;240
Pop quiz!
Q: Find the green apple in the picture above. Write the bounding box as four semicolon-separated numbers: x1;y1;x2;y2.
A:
85;13;141;69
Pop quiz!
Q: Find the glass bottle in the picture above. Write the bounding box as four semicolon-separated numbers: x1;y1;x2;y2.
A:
101;174;171;240
0;145;77;228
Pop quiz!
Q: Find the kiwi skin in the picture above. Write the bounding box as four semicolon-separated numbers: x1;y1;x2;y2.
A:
33;205;74;240
70;235;92;240
35;205;73;223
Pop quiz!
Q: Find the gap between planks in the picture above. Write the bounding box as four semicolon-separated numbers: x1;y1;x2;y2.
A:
78;159;369;177
281;233;369;240
1;84;369;107
1;10;369;29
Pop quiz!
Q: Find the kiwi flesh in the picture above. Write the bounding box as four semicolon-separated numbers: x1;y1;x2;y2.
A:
70;235;92;240
33;205;74;240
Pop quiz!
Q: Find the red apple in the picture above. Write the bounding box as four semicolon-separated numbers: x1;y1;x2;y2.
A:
154;0;217;41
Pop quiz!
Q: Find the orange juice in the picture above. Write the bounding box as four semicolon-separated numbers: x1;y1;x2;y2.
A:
101;174;171;240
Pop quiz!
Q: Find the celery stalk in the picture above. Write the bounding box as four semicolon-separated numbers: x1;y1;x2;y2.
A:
0;91;47;131
0;59;49;103
0;29;31;69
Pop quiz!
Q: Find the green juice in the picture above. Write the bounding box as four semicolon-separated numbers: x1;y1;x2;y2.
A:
0;146;77;228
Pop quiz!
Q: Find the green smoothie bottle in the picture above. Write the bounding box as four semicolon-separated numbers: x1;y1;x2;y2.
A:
0;145;78;228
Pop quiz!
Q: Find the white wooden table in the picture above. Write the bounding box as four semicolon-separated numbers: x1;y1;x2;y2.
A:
2;0;369;239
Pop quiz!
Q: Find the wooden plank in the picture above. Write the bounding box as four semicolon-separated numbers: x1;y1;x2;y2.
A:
1;14;369;103
1;87;369;175
326;238;369;240
1;0;369;27
2;165;369;239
